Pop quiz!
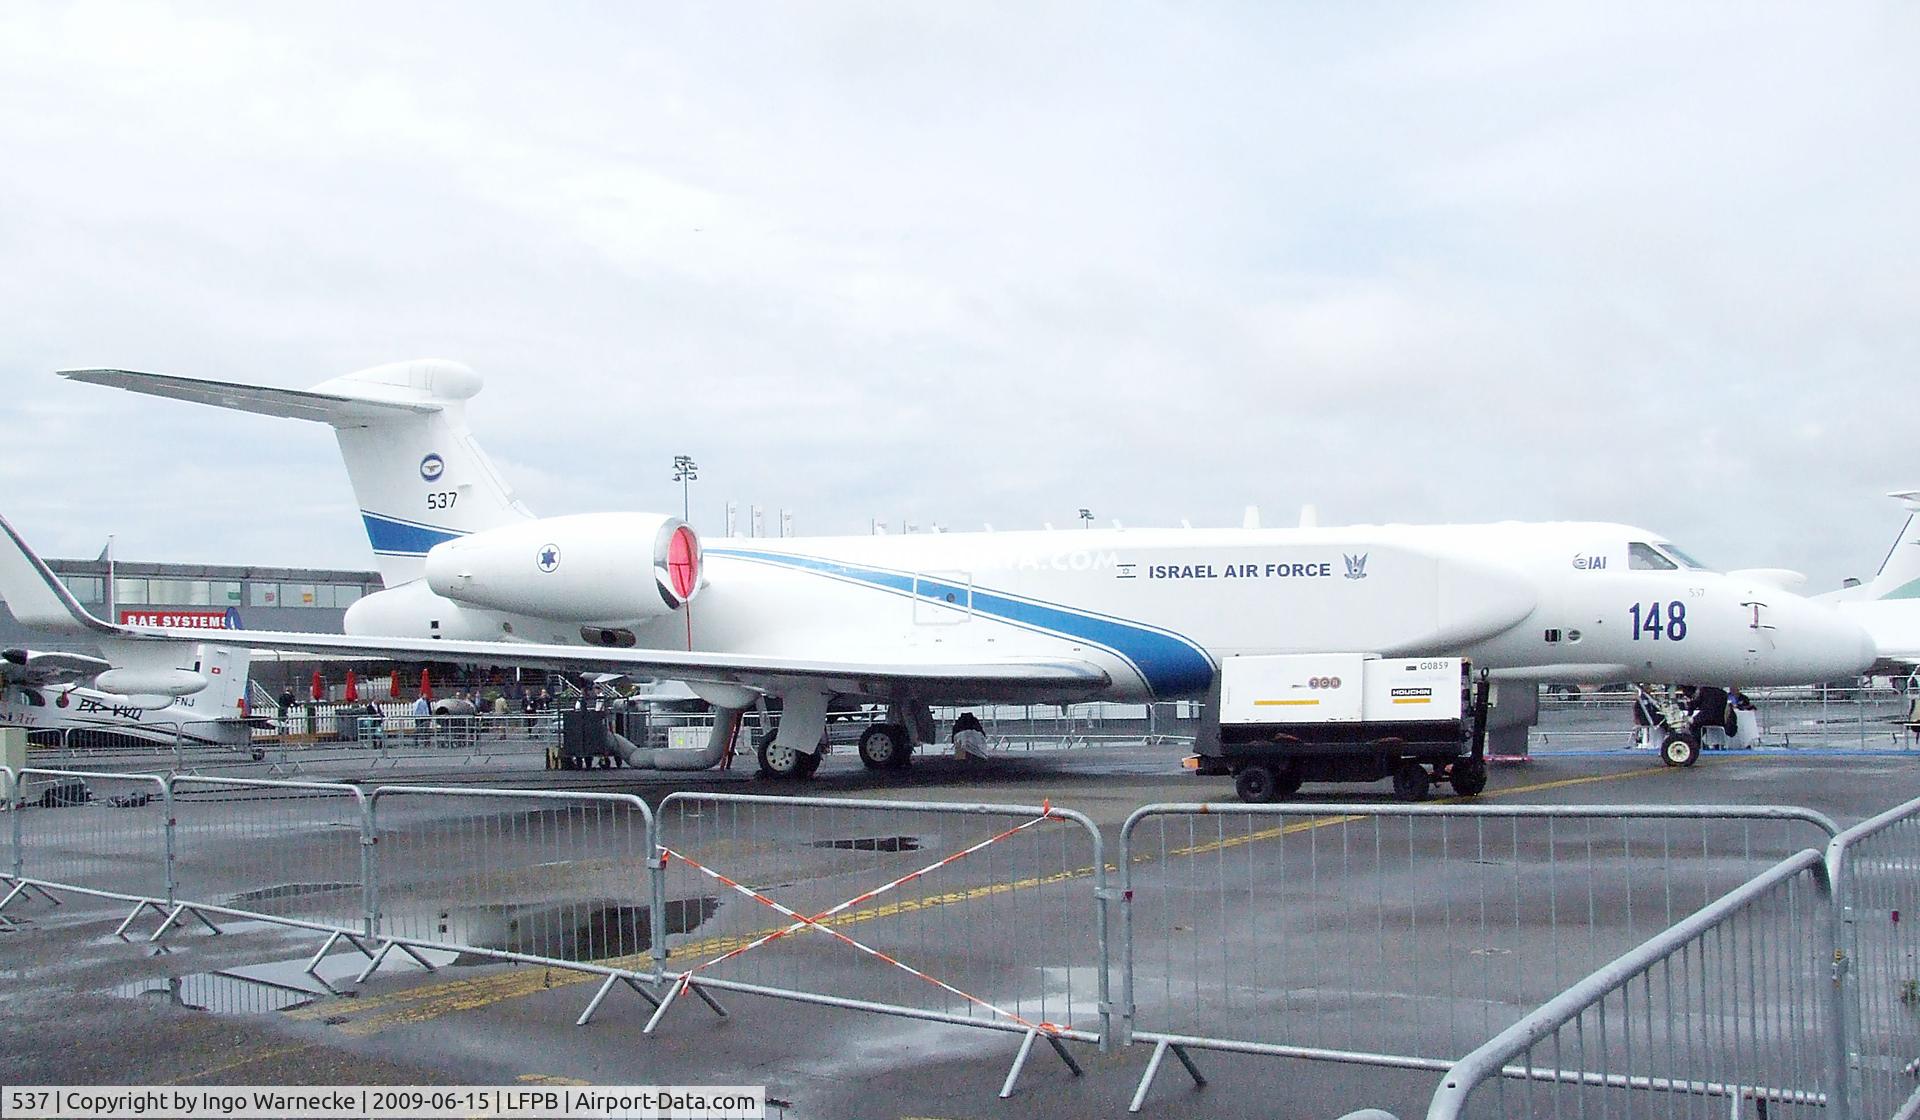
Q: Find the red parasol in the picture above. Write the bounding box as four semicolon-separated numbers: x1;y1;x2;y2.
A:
343;670;359;702
310;670;324;702
419;668;433;701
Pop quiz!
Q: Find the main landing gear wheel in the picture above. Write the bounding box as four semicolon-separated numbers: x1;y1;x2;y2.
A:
757;734;821;779
1661;733;1701;768
858;723;914;770
1392;761;1431;802
1449;758;1489;797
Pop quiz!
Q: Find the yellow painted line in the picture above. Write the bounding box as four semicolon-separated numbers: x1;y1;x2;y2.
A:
1391;697;1431;704
1254;699;1318;706
518;1074;590;1085
303;761;1681;1036
161;1042;314;1085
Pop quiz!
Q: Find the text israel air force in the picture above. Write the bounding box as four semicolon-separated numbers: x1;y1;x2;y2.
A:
1144;553;1366;581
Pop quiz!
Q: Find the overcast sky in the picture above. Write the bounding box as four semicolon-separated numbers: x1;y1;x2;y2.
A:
0;3;1914;589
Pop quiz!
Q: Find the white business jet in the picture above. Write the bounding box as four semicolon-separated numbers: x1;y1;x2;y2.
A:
1820;491;1920;671
0;643;255;749
35;361;1874;778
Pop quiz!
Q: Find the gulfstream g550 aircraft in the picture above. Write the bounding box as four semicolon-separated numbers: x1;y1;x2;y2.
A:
37;361;1875;777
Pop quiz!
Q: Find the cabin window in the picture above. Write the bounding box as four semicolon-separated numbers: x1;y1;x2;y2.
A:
1628;542;1677;571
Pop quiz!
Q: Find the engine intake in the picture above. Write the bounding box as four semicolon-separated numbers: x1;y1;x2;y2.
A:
424;513;701;626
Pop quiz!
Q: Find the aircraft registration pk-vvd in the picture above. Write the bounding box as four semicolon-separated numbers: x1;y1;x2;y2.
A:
18;360;1875;777
0;642;255;749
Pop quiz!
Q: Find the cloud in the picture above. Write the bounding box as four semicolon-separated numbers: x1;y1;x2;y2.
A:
0;2;1913;589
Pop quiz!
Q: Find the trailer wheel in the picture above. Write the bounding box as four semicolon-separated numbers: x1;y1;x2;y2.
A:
1449;759;1488;797
1391;761;1431;802
1661;733;1701;768
1236;764;1281;804
1272;768;1303;796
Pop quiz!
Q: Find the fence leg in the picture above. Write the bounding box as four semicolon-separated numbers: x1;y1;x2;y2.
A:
149;904;223;942
112;900;171;942
0;880;61;912
998;1029;1084;1100
356;940;398;983
304;930;376;977
641;977;727;1035
576;972;662;1027
1127;1039;1204;1114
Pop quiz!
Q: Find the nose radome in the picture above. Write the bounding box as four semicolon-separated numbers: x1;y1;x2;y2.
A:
1794;595;1878;679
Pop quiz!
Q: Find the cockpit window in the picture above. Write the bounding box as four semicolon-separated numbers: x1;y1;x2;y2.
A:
1628;542;1678;570
1655;542;1710;570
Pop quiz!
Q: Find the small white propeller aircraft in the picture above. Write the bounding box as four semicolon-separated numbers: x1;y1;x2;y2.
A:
0;642;256;749
28;361;1876;778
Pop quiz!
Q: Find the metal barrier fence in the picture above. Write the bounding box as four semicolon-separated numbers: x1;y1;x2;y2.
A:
1117;803;1839;1112
1;767;174;937
360;786;660;1024
1426;849;1841;1119
16;764;1920;1114
160;775;373;950
647;792;1110;1095
1826;792;1920;1120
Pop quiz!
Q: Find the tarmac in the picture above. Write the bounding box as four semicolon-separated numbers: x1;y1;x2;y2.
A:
3;718;1918;1120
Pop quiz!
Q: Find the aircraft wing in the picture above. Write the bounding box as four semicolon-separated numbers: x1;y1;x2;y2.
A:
179;630;1110;702
0;648;111;687
0;511;1108;703
59;369;439;424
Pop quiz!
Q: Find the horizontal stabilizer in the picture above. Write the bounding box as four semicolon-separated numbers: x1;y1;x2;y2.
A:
59;369;440;425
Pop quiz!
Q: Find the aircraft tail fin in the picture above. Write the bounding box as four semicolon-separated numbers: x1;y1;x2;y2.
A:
1863;491;1920;600
191;642;252;717
61;361;535;585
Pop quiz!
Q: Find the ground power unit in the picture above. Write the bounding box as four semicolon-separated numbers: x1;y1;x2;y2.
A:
1198;654;1490;802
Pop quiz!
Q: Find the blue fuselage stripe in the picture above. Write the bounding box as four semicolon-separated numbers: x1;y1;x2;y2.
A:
361;512;465;556
709;548;1216;697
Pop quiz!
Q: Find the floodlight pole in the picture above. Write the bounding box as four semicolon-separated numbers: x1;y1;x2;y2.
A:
672;455;699;524
1079;508;1093;530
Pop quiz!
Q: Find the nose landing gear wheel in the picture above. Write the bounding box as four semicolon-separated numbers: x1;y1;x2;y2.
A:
858;723;914;770
757;734;822;779
1391;761;1431;802
1661;733;1701;768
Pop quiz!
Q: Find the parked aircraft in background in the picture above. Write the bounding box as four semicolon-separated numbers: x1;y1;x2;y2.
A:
37;361;1876;777
0;642;255;748
1821;491;1920;672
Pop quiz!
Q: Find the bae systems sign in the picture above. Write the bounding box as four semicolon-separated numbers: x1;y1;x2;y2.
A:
118;608;242;629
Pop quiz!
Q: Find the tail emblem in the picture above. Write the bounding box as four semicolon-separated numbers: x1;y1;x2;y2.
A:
1343;553;1369;580
420;453;445;481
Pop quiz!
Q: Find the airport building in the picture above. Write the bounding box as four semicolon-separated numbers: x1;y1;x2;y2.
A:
0;555;384;690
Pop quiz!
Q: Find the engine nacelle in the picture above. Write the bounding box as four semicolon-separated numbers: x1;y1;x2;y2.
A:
94;668;207;699
424;512;701;626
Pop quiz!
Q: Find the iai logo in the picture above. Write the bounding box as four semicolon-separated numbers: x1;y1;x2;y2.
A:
1343;553;1369;580
537;545;561;573
420;453;446;482
1572;554;1608;571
